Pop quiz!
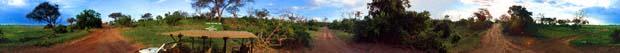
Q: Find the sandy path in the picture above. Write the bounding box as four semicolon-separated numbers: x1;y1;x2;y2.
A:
14;26;146;53
471;24;534;53
299;27;417;53
306;27;356;53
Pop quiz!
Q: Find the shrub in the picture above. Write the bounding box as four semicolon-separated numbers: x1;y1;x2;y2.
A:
116;15;135;27
53;25;68;33
610;29;620;43
75;9;103;29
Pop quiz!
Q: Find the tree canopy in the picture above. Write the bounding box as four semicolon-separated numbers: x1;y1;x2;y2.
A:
26;2;61;26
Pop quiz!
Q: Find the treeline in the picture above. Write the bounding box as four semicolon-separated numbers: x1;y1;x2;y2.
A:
328;0;589;52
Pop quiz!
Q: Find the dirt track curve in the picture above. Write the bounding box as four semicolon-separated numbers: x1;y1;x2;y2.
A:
471;24;534;53
15;26;145;53
300;27;417;53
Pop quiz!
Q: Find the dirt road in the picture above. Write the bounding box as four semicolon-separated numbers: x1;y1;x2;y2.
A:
301;27;416;53
15;26;145;53
471;24;534;53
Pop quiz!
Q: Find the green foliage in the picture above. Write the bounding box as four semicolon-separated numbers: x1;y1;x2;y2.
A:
74;9;103;29
108;12;123;20
505;5;537;35
53;25;68;33
610;29;620;44
26;2;61;26
0;25;89;47
164;11;186;26
116;15;135;27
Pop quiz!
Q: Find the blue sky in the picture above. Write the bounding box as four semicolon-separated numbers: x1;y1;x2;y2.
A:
0;0;619;25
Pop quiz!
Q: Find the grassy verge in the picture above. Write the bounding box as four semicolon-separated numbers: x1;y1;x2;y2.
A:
330;30;353;42
570;25;620;46
0;25;90;47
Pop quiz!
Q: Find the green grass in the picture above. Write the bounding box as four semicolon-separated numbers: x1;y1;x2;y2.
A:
534;25;620;46
330;30;354;42
569;25;620;46
0;25;90;47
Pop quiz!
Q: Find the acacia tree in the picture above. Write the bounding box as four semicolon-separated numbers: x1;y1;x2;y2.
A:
251;8;269;19
141;13;153;21
108;12;123;20
26;2;61;28
67;18;76;24
192;0;254;22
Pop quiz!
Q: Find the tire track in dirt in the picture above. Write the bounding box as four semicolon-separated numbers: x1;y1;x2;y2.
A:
300;27;417;53
15;26;146;53
307;27;355;53
471;24;534;53
530;29;609;53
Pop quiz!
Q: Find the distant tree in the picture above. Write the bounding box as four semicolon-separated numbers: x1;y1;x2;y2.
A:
474;8;492;22
191;0;254;22
156;15;163;20
108;12;123;20
116;15;134;27
141;13;153;21
610;29;620;43
252;8;269;19
67;18;76;24
557;19;570;26
571;11;589;29
164;11;186;26
26;2;61;28
75;9;103;29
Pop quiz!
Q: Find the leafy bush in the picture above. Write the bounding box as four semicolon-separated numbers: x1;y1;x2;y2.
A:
610;29;620;43
116;15;134;27
74;9;103;29
164;11;186;26
53;25;68;33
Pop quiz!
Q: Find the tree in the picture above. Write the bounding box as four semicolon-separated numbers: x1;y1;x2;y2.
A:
116;15;134;27
251;8;269;19
610;29;620;43
506;5;535;35
571;11;589;29
156;15;163;20
474;8;491;22
75;9;103;29
164;11;186;26
108;12;123;20
141;13;153;21
191;0;254;22
67;18;76;24
26;2;61;28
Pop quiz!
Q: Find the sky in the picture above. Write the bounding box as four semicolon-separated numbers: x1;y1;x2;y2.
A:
0;0;618;25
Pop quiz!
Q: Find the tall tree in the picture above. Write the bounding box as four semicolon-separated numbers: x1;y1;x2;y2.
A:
192;0;254;22
75;9;103;29
507;5;535;35
141;13;153;21
108;12;123;20
67;18;76;24
26;2;61;27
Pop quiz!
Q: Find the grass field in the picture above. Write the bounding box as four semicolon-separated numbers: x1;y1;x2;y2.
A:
0;25;90;47
534;25;620;46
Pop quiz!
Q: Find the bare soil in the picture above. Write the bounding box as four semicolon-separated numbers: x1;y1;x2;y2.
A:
9;25;146;53
472;24;611;53
290;27;419;53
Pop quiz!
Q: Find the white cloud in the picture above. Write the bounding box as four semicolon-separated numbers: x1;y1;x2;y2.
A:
1;0;27;7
